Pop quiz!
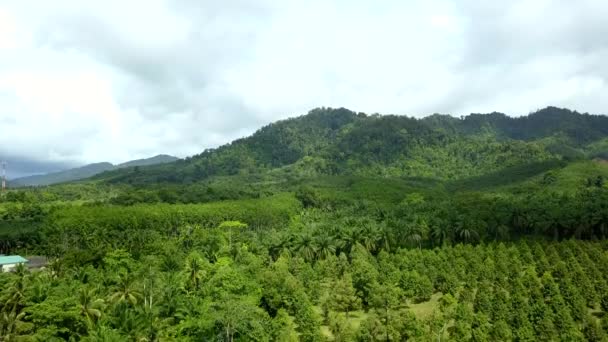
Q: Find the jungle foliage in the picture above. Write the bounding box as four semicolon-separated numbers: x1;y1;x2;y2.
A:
1;107;608;340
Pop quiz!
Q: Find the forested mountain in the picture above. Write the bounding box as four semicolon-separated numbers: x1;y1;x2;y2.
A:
10;154;178;187
95;106;608;185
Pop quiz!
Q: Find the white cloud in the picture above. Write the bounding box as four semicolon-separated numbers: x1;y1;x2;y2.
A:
0;8;18;50
0;0;607;172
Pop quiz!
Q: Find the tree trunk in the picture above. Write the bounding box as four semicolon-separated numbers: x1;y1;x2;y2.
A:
553;226;559;241
385;303;389;342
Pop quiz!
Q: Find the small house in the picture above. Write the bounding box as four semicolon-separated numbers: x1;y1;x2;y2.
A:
0;255;28;272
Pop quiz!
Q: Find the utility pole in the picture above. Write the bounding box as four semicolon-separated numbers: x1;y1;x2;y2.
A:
1;161;6;193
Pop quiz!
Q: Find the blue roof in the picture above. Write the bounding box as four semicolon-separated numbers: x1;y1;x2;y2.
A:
0;256;28;265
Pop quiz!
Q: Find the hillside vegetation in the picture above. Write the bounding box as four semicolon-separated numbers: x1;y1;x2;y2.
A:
1;107;608;340
94;106;607;186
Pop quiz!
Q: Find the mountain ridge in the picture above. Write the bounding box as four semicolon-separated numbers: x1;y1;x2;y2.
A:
10;154;178;187
92;106;608;186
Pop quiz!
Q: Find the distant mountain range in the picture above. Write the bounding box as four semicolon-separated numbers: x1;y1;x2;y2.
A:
10;154;178;187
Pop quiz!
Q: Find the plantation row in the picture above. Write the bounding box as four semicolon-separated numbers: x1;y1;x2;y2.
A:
305;239;608;340
2;217;607;341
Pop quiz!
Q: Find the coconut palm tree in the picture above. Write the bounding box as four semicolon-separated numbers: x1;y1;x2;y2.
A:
82;325;126;342
109;272;142;307
0;310;26;341
113;307;148;341
158;276;186;320
12;263;28;282
184;253;206;292
47;257;64;279
2;266;28;313
79;287;104;327
28;273;51;304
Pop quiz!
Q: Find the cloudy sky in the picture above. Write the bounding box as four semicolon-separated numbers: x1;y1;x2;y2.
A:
1;0;607;177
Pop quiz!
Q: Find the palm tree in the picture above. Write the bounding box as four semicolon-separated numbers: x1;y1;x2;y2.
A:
79;287;104;327
377;226;392;253
160;252;182;274
178;225;197;250
82;325;126;342
0;310;26;341
2;266;28;313
158;276;186;320
489;224;510;241
338;228;361;256
360;224;380;253
12;263;28;282
184;253;206;292
0;240;12;255
314;234;336;260
47;258;63;279
109;272;142;307
72;266;92;284
405;228;423;249
456;222;480;243
113;307;148;341
430;223;452;246
403;219;428;249
511;207;530;234
269;236;292;260
28;274;50;304
293;234;316;262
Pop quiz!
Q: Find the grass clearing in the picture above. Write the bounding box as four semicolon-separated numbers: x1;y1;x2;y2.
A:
408;292;443;320
317;292;442;340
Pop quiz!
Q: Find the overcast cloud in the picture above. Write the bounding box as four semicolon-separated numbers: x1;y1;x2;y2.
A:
1;0;607;177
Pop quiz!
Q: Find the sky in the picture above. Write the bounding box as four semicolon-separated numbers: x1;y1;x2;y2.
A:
1;0;608;178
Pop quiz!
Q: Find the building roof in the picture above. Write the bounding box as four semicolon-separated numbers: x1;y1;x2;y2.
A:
0;256;28;265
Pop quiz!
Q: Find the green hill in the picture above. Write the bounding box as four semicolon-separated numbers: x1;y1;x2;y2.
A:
94;106;608;186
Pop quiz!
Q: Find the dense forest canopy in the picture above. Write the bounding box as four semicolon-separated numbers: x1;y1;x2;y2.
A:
90;106;608;185
1;107;608;340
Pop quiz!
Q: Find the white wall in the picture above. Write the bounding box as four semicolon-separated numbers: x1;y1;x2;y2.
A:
0;263;17;272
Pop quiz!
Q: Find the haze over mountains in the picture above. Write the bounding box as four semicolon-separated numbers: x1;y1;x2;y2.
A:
9;154;178;187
